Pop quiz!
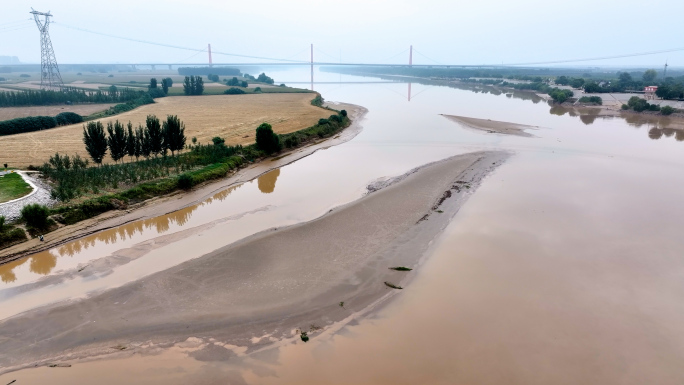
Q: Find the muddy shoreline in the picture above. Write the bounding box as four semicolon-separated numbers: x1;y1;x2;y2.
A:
0;103;367;265
0;150;509;374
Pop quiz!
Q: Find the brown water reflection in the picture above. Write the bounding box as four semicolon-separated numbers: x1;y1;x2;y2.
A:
0;184;243;282
257;169;280;194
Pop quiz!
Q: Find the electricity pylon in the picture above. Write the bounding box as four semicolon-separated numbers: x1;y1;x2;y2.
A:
30;8;64;90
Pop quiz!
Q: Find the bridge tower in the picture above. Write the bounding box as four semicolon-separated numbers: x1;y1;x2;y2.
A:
310;44;314;91
30;8;63;90
208;44;213;67
409;45;413;67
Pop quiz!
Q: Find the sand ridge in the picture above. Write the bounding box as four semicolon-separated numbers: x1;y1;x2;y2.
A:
441;114;537;137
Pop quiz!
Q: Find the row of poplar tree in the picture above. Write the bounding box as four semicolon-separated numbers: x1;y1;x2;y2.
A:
82;115;186;165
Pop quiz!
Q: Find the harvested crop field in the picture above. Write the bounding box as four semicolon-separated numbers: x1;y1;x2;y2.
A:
0;93;332;168
0;104;116;121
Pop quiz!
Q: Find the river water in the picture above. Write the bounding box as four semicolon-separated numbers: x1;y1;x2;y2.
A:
1;68;683;384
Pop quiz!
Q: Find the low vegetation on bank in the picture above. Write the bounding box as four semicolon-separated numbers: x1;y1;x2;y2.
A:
621;96;676;115
6;96;349;245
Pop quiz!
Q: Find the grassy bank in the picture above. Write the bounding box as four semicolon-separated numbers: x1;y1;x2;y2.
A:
0;173;32;203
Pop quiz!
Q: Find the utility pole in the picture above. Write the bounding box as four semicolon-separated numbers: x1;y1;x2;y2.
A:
663;60;668;79
30;8;63;90
208;44;213;67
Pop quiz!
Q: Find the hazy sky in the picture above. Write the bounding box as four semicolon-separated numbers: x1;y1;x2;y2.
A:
2;0;683;67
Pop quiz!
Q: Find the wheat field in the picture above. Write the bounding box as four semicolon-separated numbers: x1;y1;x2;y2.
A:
0;93;330;168
0;104;116;121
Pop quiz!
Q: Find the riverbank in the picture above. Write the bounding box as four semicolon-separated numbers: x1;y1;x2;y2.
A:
0;103;365;263
0;150;508;374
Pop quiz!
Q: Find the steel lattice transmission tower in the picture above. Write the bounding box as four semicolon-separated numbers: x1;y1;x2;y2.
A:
30;8;64;90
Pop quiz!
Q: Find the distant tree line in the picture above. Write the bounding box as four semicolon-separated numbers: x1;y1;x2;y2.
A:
225;77;248;87
0;112;83;136
183;76;205;95
178;67;240;76
0;87;145;107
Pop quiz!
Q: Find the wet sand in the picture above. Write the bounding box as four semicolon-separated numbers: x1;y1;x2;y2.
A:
0;150;508;373
441;114;536;137
0;103;366;264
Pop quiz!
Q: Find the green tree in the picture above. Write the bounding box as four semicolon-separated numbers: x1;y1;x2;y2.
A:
107;120;128;163
255;122;281;154
642;69;657;83
134;124;143;160
194;76;204;95
161;78;169;94
146;115;164;157
149;78;158;89
183;76;192;95
141;124;152;159
83;121;108;165
257;73;274;84
162;115;186;156
618;72;633;84
125;121;136;161
108;85;118;97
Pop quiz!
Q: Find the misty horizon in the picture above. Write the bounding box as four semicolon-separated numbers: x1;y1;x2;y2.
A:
1;0;683;68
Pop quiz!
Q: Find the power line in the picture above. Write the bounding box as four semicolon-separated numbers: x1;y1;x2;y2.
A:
53;22;308;63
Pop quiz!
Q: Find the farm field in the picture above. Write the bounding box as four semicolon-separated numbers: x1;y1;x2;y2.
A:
0;93;331;168
0;103;116;120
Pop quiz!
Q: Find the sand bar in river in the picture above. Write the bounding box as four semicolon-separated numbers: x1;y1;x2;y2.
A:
0;150;508;373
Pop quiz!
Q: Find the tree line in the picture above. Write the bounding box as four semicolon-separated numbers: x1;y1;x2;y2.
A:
0;112;83;136
83;115;187;165
0;87;145;107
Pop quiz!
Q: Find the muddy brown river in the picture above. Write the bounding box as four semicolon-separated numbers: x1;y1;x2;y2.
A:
1;68;683;384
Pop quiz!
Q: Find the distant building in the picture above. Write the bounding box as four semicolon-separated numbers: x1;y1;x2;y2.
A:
645;86;658;100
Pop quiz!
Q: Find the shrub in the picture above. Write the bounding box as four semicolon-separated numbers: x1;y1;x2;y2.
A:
208;74;219;82
20;74;30;78
340;109;347;117
212;136;225;145
621;104;629;110
177;174;193;190
318;118;329;125
0;227;27;248
578;96;602;105
661;105;675;115
55;112;83;125
548;88;574;103
255;122;281;154
254;87;262;93
224;87;246;95
21;203;50;229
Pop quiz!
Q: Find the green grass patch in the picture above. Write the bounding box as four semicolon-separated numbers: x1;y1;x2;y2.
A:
0;173;32;203
384;281;403;289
